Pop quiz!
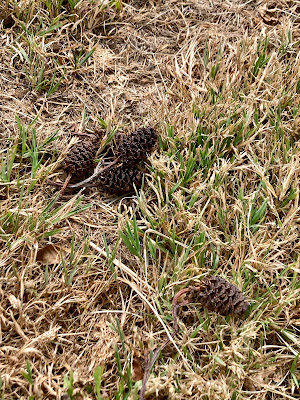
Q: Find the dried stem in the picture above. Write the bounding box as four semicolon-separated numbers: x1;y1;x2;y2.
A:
140;287;192;400
71;131;90;137
140;338;173;400
48;157;121;189
69;157;121;188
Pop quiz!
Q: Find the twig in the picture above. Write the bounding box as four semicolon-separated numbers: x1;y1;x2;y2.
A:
68;157;121;188
140;337;173;400
140;287;192;400
71;131;90;137
48;158;121;189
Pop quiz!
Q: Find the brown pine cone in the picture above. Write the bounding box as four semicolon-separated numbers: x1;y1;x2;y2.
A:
99;165;143;194
188;276;249;316
62;136;99;181
115;126;158;166
141;277;249;400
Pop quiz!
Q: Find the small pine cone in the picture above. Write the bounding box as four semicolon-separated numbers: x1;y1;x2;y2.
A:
63;137;98;180
115;126;158;165
99;165;143;194
189;276;249;316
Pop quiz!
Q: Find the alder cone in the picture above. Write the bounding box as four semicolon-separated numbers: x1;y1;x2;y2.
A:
116;126;158;165
99;165;143;194
189;276;249;316
63;138;98;180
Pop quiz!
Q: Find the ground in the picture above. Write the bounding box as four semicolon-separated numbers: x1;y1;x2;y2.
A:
0;0;300;399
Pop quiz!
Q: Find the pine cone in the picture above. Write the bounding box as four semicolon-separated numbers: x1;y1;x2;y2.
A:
115;126;158;165
189;276;249;316
99;165;143;194
63;136;99;181
140;276;249;400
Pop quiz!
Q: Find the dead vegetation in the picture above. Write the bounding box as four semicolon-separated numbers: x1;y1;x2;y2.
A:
0;0;300;399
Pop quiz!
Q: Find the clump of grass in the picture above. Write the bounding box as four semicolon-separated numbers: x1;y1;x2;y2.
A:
2;0;120;98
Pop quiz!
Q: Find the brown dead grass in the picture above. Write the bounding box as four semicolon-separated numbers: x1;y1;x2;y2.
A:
1;0;300;399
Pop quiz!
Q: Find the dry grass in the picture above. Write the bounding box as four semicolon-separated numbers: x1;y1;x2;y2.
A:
0;0;300;399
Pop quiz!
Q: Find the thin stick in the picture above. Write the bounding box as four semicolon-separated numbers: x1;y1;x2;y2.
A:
68;157;120;188
47;158;121;189
140;287;192;400
140;337;173;400
71;132;90;137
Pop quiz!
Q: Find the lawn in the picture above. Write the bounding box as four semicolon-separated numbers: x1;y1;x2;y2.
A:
0;1;299;399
